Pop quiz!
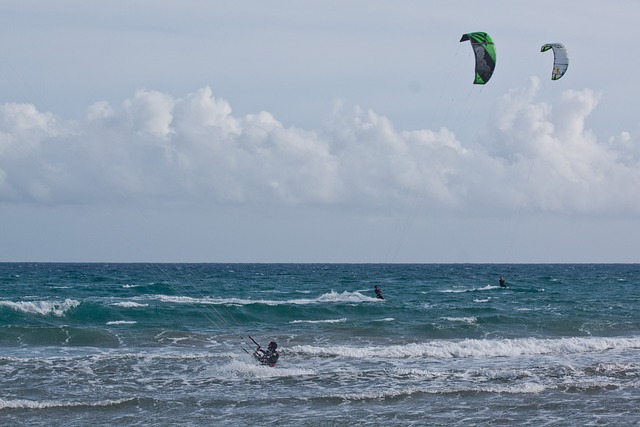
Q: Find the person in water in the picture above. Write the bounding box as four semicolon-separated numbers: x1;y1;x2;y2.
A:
374;285;384;299
254;341;280;367
499;276;506;288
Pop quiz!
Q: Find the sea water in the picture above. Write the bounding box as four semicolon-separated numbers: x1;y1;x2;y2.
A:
1;263;639;426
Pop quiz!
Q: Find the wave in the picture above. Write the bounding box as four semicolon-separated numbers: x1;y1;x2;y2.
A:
154;290;379;307
0;352;315;381
441;285;544;294
290;318;347;324
0;397;136;410
0;299;80;316
441;317;477;324
290;316;395;324
291;336;640;359
217;360;315;378
324;382;547;402
110;301;148;308
0;351;225;366
105;320;137;325
441;285;501;293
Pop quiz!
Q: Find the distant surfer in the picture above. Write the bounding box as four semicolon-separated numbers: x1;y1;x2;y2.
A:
253;341;280;367
499;276;506;288
374;285;384;300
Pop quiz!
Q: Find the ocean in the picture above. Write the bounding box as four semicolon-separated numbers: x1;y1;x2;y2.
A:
1;263;639;426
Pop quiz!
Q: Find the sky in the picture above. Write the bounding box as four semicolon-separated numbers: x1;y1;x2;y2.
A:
1;1;640;263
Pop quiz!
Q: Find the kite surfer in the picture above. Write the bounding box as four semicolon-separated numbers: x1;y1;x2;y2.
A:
499;276;506;288
253;341;280;367
374;285;384;300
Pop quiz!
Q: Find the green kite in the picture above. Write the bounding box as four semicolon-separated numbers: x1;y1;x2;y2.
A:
460;32;496;85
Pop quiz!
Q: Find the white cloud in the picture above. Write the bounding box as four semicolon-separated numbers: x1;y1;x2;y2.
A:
0;81;639;218
481;79;640;215
124;89;175;138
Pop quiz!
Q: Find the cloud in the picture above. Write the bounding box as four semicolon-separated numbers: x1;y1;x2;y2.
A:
1;81;639;216
482;78;640;215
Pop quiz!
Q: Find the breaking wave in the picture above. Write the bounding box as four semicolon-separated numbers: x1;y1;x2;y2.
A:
0;299;80;316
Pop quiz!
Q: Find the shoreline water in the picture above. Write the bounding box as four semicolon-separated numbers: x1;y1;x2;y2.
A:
1;263;639;426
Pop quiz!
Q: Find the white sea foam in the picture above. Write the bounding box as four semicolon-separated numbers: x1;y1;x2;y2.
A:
317;290;379;303
111;301;148;308
219;360;315;378
292;336;640;359
441;285;501;293
328;386;425;401
0;299;80;316
154;290;378;306
393;368;439;379
441;316;477;324
106;320;138;325
290;318;347;324
327;381;547;401
0;397;135;409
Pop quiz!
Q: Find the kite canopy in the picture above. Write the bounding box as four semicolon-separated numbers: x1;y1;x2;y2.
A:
541;43;569;80
460;32;496;85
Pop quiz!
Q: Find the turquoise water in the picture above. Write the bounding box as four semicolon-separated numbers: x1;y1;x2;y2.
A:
1;263;639;426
